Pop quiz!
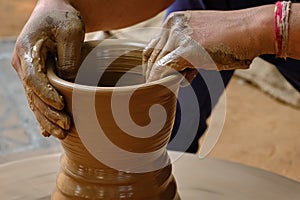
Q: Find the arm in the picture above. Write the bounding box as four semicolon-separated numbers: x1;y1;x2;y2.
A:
144;3;300;81
69;0;174;31
191;3;300;62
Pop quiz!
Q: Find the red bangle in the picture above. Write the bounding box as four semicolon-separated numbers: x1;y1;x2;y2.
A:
274;1;291;58
274;2;283;57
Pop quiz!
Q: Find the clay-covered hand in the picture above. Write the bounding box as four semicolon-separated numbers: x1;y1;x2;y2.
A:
144;10;264;82
11;0;85;139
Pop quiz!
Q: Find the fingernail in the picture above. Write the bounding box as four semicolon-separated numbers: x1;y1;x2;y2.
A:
57;117;70;130
56;120;65;129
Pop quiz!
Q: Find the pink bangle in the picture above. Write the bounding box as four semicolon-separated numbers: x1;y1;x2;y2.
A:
274;1;291;58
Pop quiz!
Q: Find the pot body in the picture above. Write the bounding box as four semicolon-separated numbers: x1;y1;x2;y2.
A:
48;40;182;199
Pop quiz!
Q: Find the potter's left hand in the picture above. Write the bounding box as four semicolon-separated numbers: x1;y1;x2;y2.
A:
11;0;85;139
144;10;264;82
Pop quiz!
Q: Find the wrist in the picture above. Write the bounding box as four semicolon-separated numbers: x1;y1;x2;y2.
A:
247;5;275;56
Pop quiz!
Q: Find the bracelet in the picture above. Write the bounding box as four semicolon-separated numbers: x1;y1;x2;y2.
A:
274;1;291;58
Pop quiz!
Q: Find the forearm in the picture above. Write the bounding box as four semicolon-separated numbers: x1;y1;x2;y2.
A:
68;0;174;32
190;3;300;61
287;3;300;59
189;5;274;60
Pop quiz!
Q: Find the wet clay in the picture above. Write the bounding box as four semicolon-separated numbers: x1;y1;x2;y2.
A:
144;11;256;81
47;40;182;199
13;8;85;139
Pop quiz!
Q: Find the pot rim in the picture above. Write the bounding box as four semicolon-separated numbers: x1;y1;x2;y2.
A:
47;66;182;92
47;39;183;92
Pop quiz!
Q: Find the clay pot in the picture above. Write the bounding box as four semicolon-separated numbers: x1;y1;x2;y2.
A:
47;39;182;199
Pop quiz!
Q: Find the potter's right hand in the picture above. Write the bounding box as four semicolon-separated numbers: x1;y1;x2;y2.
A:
11;0;85;139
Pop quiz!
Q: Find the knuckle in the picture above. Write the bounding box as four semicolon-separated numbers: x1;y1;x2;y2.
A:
66;13;85;32
143;47;151;56
22;72;34;86
11;44;23;70
10;55;19;69
68;22;84;35
167;12;175;21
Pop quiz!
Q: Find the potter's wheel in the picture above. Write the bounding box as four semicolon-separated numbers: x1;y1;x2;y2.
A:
1;151;300;200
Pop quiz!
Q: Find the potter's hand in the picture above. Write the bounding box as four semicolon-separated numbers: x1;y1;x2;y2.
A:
144;11;261;82
143;12;208;83
11;0;85;139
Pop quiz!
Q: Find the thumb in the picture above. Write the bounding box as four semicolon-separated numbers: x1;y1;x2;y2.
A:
56;11;85;81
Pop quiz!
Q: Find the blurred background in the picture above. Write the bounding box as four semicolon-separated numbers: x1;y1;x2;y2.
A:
0;0;299;182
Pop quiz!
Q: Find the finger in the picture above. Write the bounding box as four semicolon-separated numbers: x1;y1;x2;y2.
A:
180;68;198;87
146;27;189;80
143;36;161;80
41;129;51;137
19;36;65;111
219;60;251;70
56;11;85;81
24;87;35;111
22;63;64;110
11;44;23;79
143;36;160;63
147;60;178;82
147;47;192;82
145;31;170;80
24;85;67;139
146;29;180;80
31;92;70;130
33;107;67;139
143;36;160;77
152;28;180;61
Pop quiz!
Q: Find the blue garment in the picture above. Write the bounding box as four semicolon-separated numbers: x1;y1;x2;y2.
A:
167;0;300;153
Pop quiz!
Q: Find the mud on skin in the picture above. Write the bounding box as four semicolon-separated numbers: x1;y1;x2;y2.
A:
143;11;255;82
11;9;85;139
